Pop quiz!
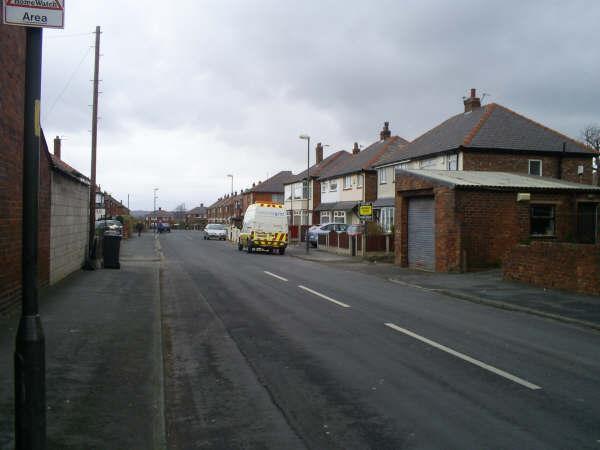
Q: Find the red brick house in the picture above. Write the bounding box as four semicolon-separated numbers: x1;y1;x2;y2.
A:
375;89;595;234
394;169;600;277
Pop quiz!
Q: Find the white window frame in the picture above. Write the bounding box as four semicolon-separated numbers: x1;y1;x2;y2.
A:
447;154;458;171
329;179;338;192
321;181;327;193
343;175;352;189
293;182;303;200
320;211;331;224
380;207;395;233
529;159;542;176
284;185;292;201
379;168;387;184
419;158;436;169
333;210;346;223
357;174;363;188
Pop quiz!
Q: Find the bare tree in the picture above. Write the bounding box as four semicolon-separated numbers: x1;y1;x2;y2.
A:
174;203;187;221
582;124;600;185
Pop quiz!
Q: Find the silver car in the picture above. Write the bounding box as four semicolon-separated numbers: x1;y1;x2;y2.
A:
204;223;227;240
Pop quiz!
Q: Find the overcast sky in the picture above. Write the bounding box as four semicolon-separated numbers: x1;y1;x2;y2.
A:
40;1;600;211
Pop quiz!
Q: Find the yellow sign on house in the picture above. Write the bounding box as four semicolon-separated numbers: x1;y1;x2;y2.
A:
359;204;373;217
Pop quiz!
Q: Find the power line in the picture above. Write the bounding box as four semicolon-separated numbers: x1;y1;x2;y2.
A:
43;45;92;121
45;32;94;39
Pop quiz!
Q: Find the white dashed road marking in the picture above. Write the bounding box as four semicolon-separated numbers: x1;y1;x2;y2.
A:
263;271;288;282
384;323;541;390
298;285;351;308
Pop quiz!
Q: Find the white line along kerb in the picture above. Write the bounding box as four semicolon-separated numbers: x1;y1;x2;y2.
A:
263;271;288;282
384;323;542;390
298;285;351;308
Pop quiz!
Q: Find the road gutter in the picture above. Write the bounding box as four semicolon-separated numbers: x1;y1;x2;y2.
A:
154;235;167;449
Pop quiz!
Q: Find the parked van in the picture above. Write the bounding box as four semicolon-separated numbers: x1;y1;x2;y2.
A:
238;203;288;254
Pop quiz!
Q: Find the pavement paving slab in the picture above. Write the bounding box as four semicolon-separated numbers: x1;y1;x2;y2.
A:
0;233;164;449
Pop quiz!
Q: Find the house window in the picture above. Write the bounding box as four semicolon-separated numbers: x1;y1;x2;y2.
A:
380;207;395;232
320;211;331;224
301;210;309;225
272;193;283;203
419;158;436;169
530;205;555;236
379;168;387;184
333;210;346;223
329;179;338;192
321;181;327;193
357;174;363;187
302;180;309;199
447;154;458;170
293;182;303;199
529;160;542;176
285;185;292;201
343;175;352;189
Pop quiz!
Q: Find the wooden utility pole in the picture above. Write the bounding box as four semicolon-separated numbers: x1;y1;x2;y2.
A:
86;26;101;266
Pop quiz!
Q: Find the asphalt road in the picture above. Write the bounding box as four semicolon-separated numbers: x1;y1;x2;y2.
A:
159;230;600;450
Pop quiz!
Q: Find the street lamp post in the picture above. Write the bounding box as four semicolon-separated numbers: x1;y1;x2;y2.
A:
153;188;159;232
299;135;310;254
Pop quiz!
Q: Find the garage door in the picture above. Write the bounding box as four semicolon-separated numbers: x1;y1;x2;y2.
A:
408;197;435;270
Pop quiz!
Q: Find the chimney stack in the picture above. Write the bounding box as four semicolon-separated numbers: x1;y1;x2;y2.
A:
352;142;360;155
463;88;481;112
380;122;391;140
53;136;61;159
315;142;324;164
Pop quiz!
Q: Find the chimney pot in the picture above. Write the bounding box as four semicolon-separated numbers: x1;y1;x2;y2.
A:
380;122;391;140
315;142;324;164
53;136;61;159
464;88;481;112
352;142;360;155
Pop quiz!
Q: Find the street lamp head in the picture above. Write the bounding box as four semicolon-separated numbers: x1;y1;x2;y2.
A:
299;134;310;140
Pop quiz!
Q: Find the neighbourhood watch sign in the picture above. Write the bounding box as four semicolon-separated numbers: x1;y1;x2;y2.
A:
2;0;64;28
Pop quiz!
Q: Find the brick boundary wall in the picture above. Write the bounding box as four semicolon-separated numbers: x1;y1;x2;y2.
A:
503;242;600;295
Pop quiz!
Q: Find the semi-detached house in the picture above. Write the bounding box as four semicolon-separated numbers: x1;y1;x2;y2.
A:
373;89;595;235
284;145;347;226
318;123;408;226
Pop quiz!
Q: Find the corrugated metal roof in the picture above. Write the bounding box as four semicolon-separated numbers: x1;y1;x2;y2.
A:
397;169;600;191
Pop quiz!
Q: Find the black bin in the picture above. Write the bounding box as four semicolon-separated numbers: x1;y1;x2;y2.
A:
103;234;121;269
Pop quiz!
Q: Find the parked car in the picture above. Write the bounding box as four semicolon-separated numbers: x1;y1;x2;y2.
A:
204;223;227;240
346;224;365;236
307;223;348;247
157;222;171;233
95;219;123;236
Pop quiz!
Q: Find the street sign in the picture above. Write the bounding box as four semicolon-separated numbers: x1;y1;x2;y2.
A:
2;0;65;28
358;203;373;220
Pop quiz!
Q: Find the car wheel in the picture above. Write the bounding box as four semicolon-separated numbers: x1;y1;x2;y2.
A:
279;247;286;255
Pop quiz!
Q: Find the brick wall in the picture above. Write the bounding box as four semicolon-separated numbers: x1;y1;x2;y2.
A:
50;173;89;284
462;150;593;184
503;242;600;295
0;20;26;313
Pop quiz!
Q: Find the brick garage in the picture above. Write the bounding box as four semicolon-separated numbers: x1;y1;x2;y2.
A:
395;169;600;273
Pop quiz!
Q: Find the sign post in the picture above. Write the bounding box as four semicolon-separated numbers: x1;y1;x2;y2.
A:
3;1;64;448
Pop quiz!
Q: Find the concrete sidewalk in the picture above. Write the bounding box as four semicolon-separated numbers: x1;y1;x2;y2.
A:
0;233;164;449
289;245;600;331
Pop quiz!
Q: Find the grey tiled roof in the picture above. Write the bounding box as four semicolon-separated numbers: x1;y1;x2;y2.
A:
319;136;408;180
398;169;600;191
250;171;294;193
376;103;593;167
288;150;349;183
